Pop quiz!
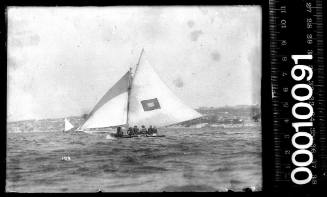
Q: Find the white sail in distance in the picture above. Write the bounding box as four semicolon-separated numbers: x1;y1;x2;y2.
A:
128;51;202;127
64;118;74;131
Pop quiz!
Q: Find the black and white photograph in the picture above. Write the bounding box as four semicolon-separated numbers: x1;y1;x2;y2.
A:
6;6;262;192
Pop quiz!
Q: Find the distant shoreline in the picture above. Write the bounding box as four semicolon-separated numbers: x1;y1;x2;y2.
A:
8;104;260;123
7;105;261;133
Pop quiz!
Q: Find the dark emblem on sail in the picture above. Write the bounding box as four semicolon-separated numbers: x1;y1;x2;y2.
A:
141;98;161;111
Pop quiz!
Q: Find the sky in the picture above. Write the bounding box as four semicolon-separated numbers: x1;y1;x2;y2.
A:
7;6;262;121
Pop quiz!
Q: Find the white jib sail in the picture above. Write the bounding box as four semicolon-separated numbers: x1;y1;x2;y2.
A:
128;53;202;127
64;118;74;131
80;71;130;129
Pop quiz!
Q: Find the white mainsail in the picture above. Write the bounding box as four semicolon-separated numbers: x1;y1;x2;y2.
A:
64;118;74;131
128;52;202;127
79;50;201;130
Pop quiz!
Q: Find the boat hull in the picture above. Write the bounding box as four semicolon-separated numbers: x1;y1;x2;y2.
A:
112;134;166;138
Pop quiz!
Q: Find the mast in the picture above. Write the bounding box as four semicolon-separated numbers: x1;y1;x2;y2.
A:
126;48;144;128
134;48;144;76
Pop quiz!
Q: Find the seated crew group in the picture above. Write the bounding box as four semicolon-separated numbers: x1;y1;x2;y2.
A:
115;125;158;137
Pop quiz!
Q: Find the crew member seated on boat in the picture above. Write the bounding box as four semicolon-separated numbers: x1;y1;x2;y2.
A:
133;125;139;135
127;127;133;136
147;125;153;135
152;126;158;135
140;125;147;134
116;126;123;137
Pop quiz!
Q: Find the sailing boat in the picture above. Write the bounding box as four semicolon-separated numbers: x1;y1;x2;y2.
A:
64;118;74;132
77;49;202;135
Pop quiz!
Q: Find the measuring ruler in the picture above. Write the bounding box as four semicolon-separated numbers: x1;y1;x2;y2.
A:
268;0;326;193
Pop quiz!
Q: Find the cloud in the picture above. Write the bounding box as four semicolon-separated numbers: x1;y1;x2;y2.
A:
190;30;203;41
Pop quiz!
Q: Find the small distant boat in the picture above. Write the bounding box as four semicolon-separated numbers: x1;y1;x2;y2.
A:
76;49;202;136
64;118;74;132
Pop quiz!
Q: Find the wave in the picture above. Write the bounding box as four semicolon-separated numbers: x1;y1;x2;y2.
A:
161;184;218;192
211;166;233;172
134;166;168;173
7;126;262;192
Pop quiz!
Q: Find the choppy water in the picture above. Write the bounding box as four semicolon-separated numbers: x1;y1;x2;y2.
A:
6;125;262;192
